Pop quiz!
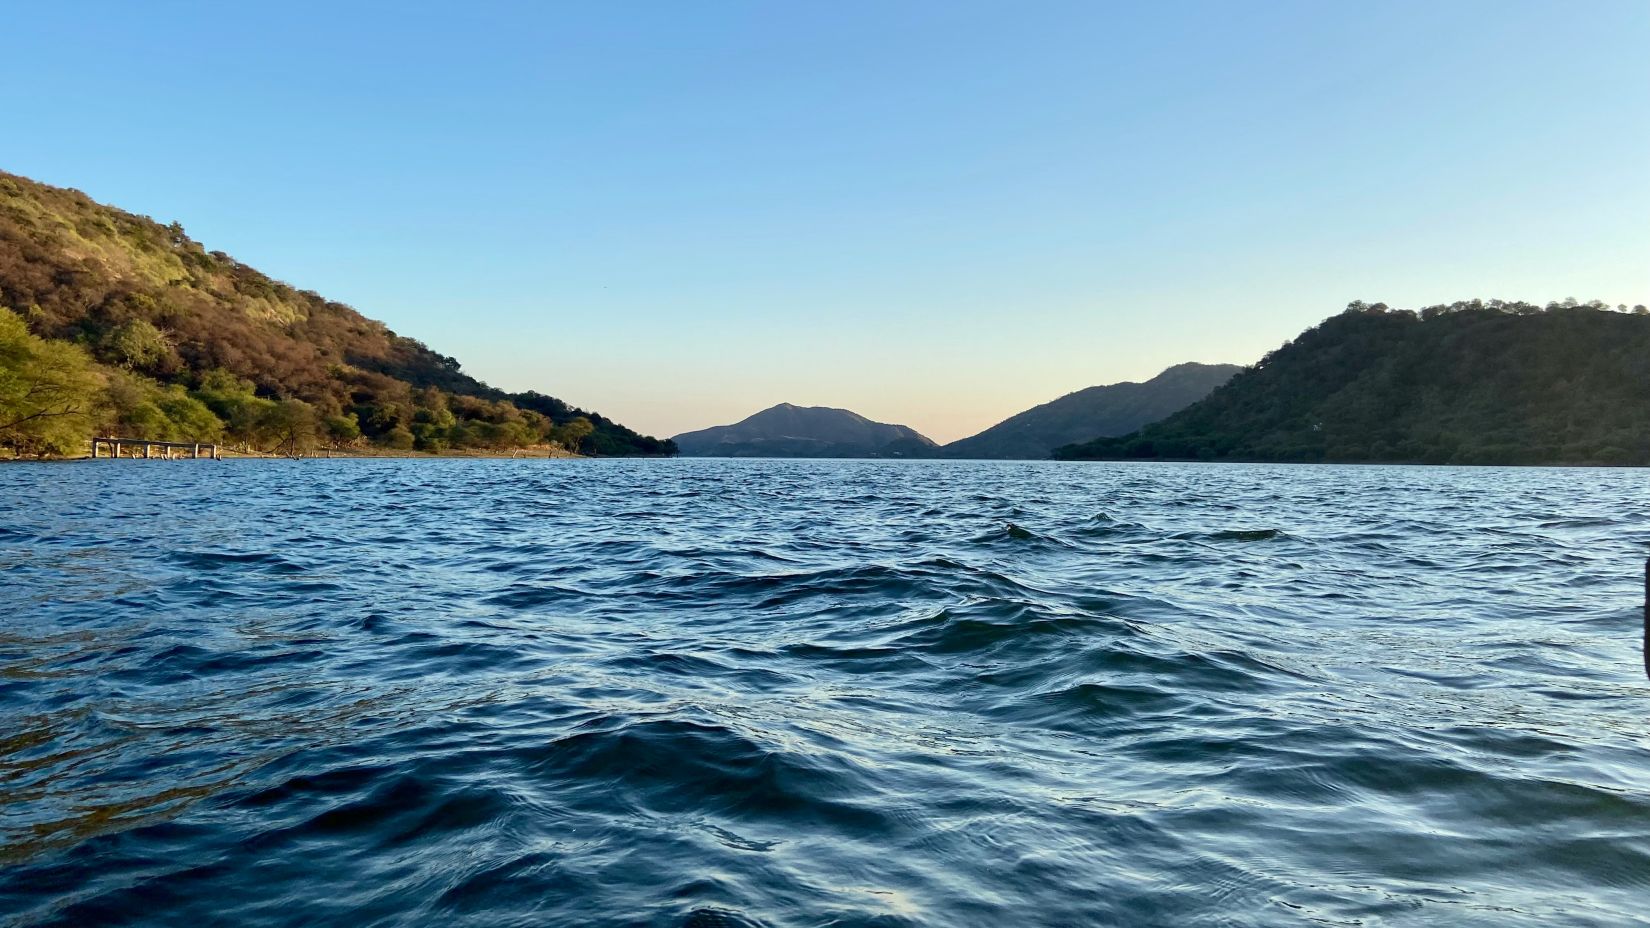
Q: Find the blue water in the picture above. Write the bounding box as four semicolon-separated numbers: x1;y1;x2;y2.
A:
2;459;1648;927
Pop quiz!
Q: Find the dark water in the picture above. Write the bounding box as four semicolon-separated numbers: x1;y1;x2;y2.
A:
3;460;1648;927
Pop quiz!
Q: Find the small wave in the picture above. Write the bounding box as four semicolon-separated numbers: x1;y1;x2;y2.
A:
484;583;593;609
1171;528;1286;542
682;908;767;928
883;603;1128;656
1538;517;1619;529
777;641;937;679
510;716;891;832
1073;514;1152;538
166;549;308;572
120;642;327;684
997;680;1192;730
1080;641;1304;692
971;522;1076;548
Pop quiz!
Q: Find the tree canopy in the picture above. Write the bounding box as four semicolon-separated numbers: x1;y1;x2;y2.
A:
0;307;101;455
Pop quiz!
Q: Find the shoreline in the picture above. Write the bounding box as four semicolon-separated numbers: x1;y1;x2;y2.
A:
3;446;587;463
5;452;1640;467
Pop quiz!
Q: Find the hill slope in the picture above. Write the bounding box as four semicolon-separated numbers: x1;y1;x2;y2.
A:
0;169;674;455
1055;300;1650;465
673;403;936;457
940;362;1239;459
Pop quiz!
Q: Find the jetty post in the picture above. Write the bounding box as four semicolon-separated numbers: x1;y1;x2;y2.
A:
90;437;221;461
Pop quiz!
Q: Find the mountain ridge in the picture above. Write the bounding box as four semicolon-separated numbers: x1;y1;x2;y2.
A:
938;362;1240;459
673;403;936;457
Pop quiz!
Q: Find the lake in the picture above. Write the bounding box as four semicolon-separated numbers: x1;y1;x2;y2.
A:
2;459;1647;926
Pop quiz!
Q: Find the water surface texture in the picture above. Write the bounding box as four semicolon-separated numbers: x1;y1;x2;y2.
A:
3;460;1648;926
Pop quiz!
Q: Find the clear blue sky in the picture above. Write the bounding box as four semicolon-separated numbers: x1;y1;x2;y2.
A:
4;1;1647;442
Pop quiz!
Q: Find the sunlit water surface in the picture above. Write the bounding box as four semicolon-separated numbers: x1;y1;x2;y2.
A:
2;459;1648;927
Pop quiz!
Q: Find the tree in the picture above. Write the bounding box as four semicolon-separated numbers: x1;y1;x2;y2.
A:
194;369;276;441
104;318;172;370
366;402;406;433
255;398;319;456
380;426;415;450
156;386;224;441
553;416;595;453
323;413;362;449
0;307;102;456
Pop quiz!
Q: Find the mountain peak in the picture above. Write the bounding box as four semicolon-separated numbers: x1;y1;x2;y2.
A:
938;362;1240;459
673;404;934;457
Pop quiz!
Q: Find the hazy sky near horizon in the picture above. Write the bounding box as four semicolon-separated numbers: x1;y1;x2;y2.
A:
4;1;1648;442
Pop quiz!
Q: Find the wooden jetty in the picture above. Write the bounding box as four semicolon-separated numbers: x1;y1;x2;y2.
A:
91;437;220;460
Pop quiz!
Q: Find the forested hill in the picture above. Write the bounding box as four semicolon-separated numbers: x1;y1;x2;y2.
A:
1055;300;1650;466
0;169;674;455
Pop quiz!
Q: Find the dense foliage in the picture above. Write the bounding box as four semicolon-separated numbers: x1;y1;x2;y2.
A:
1055;300;1650;465
0;307;102;455
0;170;674;456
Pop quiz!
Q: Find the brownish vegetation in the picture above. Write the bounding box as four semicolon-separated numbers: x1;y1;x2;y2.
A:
0;169;675;456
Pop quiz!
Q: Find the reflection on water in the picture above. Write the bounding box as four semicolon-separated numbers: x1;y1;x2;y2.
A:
2;459;1648;926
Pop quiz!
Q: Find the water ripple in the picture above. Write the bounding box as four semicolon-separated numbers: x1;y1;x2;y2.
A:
1;459;1648;927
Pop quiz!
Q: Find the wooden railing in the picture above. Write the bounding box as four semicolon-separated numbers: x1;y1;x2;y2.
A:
91;438;220;460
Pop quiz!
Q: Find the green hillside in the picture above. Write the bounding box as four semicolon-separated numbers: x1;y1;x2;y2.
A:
0;169;674;456
1055;300;1650;466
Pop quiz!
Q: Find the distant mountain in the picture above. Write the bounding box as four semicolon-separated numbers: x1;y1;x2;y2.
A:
939;362;1240;459
1055;299;1650;465
0;168;674;456
673;403;937;457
